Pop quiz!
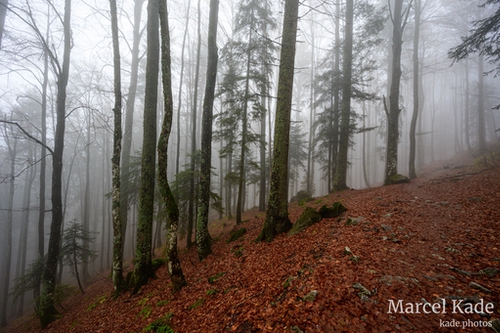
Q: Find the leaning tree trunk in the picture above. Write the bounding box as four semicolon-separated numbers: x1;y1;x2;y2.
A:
39;0;71;327
132;0;159;294
256;0;299;242
196;0;219;261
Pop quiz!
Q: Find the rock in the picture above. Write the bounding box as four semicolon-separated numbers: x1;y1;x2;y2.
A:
469;282;491;294
479;267;500;278
227;227;247;243
290;190;312;203
288;207;322;236
303;290;318;302
345;216;364;226
319;202;347;218
386;174;411;185
491;318;500;333
381;224;392;231
467;197;483;202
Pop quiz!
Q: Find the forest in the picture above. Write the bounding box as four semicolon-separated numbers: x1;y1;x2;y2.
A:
0;0;499;331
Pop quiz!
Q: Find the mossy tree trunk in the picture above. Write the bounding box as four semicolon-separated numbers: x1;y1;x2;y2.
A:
196;0;219;261
256;0;299;242
109;0;124;296
39;0;71;327
332;0;354;192
158;0;187;291
132;0;159;293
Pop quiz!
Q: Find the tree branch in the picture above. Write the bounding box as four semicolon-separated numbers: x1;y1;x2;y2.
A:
0;119;54;154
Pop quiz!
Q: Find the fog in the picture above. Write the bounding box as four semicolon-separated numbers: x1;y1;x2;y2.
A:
0;0;498;325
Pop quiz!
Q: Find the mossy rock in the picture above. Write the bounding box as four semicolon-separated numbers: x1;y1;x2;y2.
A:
386;174;410;185
152;258;166;271
288;207;322;236
227;228;247;243
319;202;347;218
290;190;312;203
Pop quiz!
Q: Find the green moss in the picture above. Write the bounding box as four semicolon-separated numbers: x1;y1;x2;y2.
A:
208;272;226;284
143;313;175;333
188;298;204;309
152;258;166;271
227;228;247;243
288;207;322;236
319;202;347;218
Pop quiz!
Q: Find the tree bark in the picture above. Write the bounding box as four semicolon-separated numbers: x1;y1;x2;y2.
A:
196;0;219;261
39;0;71;327
256;0;299;242
158;0;187;291
109;0;124;296
333;0;354;191
409;0;420;179
132;0;159;294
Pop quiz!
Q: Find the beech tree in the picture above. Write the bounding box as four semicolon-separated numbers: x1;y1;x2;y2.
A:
157;0;187;290
109;0;124;296
256;0;299;242
384;0;411;185
132;0;159;293
196;0;219;261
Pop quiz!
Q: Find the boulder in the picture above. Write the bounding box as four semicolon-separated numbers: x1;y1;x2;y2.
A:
288;207;322;236
319;202;347;218
387;173;411;185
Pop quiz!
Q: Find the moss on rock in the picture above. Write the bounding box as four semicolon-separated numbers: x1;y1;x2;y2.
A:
288;207;322;236
227;228;247;243
319;202;347;218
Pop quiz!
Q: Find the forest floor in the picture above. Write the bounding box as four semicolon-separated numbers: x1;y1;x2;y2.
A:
4;145;500;333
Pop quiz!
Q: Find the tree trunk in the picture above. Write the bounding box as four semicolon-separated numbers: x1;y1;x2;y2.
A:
333;0;354;191
120;0;144;261
158;0;187;291
196;0;219;261
256;0;298;242
132;0;159;294
187;0;202;249
39;0;71;327
384;0;405;185
0;0;8;49
109;0;124;296
477;54;486;150
409;0;420;179
176;0;191;175
236;13;254;225
0;130;16;328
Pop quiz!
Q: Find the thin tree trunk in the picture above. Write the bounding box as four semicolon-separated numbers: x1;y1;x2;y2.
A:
477;54;485;150
409;0;420;179
120;0;144;258
0;0;8;49
109;0;124;296
176;0;191;175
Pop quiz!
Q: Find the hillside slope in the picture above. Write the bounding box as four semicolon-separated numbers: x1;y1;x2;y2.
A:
5;148;500;333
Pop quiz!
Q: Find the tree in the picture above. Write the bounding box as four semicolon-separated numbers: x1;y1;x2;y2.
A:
332;0;354;191
196;0;219;261
449;0;500;79
157;0;187;292
39;0;72;327
256;0;299;242
0;122;17;327
60;221;97;295
109;0;124;296
384;0;411;185
132;0;159;293
409;0;421;179
0;0;8;49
